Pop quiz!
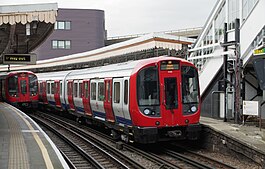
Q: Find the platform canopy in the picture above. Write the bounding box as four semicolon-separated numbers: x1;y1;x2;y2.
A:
0;3;57;57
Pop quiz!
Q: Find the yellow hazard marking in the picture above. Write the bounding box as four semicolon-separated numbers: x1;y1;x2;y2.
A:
7;104;54;169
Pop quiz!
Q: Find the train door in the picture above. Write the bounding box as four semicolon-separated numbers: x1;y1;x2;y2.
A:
73;80;83;114
122;77;131;124
159;63;181;126
112;78;132;125
90;79;106;121
104;78;115;122
59;81;65;110
67;80;75;111
54;81;61;108
42;81;48;104
82;80;92;116
18;74;30;102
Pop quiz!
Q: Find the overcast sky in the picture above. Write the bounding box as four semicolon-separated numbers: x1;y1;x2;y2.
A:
1;0;217;37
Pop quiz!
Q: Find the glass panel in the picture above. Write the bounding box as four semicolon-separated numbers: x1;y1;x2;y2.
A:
228;0;239;30
124;80;128;105
58;21;65;29
114;82;120;103
60;82;62;96
29;74;38;95
181;66;199;104
21;80;27;94
91;82;96;100
8;76;18;97
52;40;57;49
79;83;82;98
137;66;159;106
58;40;65;49
47;83;51;94
85;82;89;98
106;82;111;102
65;40;71;49
73;83;78;97
51;83;55;94
165;78;178;109
98;82;105;101
65;21;71;30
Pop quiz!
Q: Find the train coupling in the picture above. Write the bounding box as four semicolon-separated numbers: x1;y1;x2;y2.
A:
167;130;182;138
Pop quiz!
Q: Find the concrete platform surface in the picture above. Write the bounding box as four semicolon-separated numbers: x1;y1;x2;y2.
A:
0;102;69;169
201;116;265;155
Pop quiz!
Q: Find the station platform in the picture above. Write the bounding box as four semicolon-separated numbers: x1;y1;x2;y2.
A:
200;116;265;165
0;102;69;169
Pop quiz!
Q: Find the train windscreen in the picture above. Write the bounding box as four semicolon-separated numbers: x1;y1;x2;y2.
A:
181;66;200;115
137;66;160;106
181;66;199;104
8;76;18;97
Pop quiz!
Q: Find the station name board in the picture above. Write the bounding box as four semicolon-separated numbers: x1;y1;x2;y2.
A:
2;53;37;65
253;48;265;55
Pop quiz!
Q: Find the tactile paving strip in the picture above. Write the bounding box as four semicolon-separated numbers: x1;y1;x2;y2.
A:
3;104;30;169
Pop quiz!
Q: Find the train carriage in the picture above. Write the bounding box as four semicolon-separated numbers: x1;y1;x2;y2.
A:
37;56;201;143
0;71;38;108
38;71;70;111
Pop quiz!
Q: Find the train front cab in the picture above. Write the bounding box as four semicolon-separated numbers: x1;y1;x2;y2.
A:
5;72;38;108
130;59;201;143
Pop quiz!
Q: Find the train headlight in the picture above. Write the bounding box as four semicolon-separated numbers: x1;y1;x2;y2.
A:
191;106;197;113
143;108;151;115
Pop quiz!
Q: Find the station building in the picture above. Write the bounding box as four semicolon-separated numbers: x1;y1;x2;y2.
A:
188;0;265;121
33;8;106;60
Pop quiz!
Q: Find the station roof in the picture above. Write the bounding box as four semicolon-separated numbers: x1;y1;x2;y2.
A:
0;3;57;57
0;32;195;72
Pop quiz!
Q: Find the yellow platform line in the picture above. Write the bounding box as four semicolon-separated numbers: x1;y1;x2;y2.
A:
7;104;54;169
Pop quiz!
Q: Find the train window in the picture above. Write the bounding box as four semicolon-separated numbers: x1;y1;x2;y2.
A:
79;83;82;98
84;82;89;98
98;82;105;101
21;80;27;94
137;66;159;106
39;83;43;93
124;80;128;105
114;82;120;103
73;83;78;97
8;76;18;96
60;82;62;96
51;83;55;94
181;66;199;104
164;78;178;109
47;83;51;94
106;82;110;102
29;75;38;95
91;82;96;100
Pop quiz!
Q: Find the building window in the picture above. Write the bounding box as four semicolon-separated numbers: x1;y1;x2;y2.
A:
228;0;239;30
52;40;71;49
242;0;259;21
55;21;71;30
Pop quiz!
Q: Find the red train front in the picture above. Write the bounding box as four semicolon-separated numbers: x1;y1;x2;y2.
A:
0;71;38;108
129;58;201;143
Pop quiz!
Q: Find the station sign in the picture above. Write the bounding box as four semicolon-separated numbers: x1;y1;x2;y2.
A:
2;53;37;65
253;47;265;56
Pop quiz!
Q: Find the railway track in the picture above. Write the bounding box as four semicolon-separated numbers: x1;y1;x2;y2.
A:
30;112;144;169
30;111;237;169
